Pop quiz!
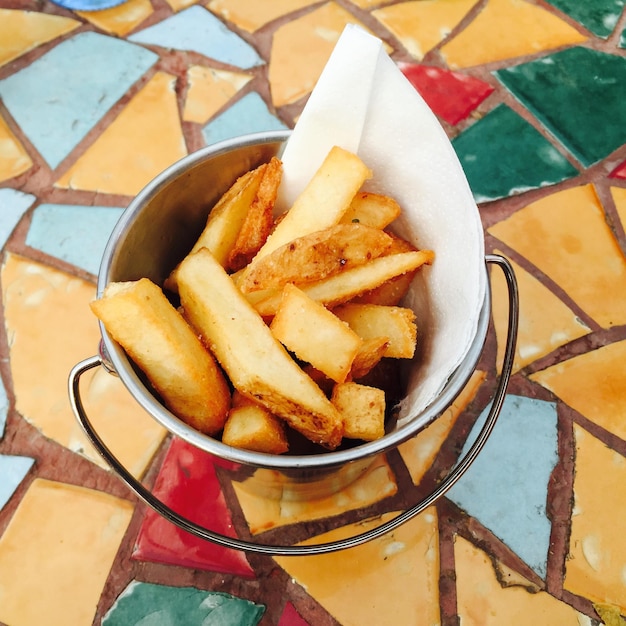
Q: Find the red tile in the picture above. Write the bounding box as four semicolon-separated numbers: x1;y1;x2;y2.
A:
609;159;626;179
278;602;310;626
132;437;255;577
399;63;494;125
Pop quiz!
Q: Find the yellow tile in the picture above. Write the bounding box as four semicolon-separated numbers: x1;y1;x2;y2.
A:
398;369;486;485
56;72;187;197
76;0;153;37
350;0;385;7
455;535;593;624
275;507;440;626
0;8;79;68
530;340;626;443
610;186;626;232
488;185;626;329
233;455;397;534
268;2;381;107
1;253;166;475
564;425;626;611
0;478;133;626
208;0;321;33
183;66;252;124
491;252;590;373
440;0;587;69
372;0;476;61
0;113;32;181
165;0;197;10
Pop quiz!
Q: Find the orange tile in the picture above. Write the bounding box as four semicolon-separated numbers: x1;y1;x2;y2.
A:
165;0;197;10
1;253;166;475
372;0;476;60
56;72;187;197
610;186;626;232
183;65;252;124
233;456;397;533
274;508;440;626
207;0;320;33
488;184;626;329
0;478;133;626
490;252;589;373
268;2;380;107
0;8;79;68
398;369;485;485
455;535;592;624
440;0;587;69
76;0;153;37
564;425;626;611
0;113;32;182
529;339;626;443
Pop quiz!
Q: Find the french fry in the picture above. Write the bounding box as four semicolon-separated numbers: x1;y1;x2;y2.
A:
331;382;386;441
177;247;344;449
251;145;372;261
227;157;282;272
270;284;362;384
350;336;389;379
90;278;231;435
341;191;401;229
252;249;434;317
239;223;394;293
222;392;289;454
333;303;417;359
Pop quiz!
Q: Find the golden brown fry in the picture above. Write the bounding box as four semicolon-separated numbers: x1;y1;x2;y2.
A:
270;284;362;384
177;248;344;449
331;382;386;441
341;191;401;229
90;278;231;435
227;157;282;272
350;336;389;380
239;223;394;293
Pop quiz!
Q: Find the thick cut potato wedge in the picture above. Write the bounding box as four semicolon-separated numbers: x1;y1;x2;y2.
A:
252;249;434;317
331;382;386;441
90;278;231;435
165;163;267;291
222;392;289;454
270;284;362;384
340;191;401;229
252;145;372;260
350;336;389;379
177;248;344;449
333;303;417;359
227;157;282;272
239;223;394;293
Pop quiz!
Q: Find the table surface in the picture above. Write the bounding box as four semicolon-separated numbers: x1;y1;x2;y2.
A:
1;1;626;625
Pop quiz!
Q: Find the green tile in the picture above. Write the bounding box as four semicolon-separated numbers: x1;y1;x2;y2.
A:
495;47;626;167
451;104;578;203
544;0;625;38
620;26;626;48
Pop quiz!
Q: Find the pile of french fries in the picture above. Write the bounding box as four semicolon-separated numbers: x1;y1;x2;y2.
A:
91;146;434;454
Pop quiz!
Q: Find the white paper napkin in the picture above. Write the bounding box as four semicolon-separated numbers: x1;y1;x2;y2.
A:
277;25;486;423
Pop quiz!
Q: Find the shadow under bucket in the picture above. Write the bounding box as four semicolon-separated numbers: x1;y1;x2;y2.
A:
69;130;518;555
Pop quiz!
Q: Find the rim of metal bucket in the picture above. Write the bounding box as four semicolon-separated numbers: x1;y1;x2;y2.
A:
92;130;491;472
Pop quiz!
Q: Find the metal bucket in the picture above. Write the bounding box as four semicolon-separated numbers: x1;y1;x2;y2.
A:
69;130;518;555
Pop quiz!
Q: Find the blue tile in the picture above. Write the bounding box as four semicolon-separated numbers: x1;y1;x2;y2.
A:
0;32;157;169
0;383;8;440
129;6;263;69
26;204;124;276
447;395;559;578
0;188;36;249
103;581;265;625
0;455;35;510
201;92;288;146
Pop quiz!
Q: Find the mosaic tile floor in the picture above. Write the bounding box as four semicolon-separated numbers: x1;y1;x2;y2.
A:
1;0;626;624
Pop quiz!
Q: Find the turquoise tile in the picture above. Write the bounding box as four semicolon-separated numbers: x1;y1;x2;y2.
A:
544;0;625;38
129;6;263;69
451;104;578;203
201;92;288;146
0;455;35;510
0;188;36;249
447;395;559;578
495;47;626;167
102;581;265;626
0;33;157;169
26;204;124;276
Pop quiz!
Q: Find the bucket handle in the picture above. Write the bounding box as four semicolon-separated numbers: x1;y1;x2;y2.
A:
69;254;517;556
